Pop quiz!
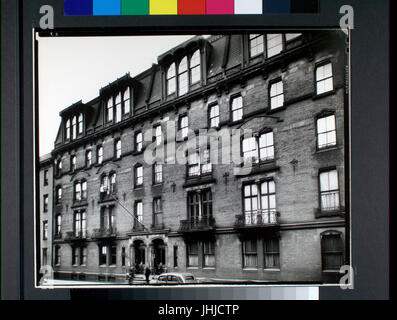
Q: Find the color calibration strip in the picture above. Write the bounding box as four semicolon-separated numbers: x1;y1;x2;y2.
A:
64;0;318;16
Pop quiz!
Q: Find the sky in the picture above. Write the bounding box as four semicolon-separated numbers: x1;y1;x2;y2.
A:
38;34;196;157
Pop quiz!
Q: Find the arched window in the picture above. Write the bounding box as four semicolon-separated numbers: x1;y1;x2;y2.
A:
178;57;188;96
78;113;84;134
107;97;113;122
72;116;77;140
167;63;176;95
65;119;71;140
123;87;131;115
115;92;122;123
190;50;201;84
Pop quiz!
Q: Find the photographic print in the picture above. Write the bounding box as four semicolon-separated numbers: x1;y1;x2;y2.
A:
37;30;349;287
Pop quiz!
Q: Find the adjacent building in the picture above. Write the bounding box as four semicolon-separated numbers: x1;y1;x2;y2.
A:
48;31;348;284
39;153;53;270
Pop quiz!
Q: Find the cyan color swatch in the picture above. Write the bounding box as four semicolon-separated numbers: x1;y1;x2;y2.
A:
93;0;121;15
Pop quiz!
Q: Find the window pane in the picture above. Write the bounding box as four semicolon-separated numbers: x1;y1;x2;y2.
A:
267;34;283;57
285;33;301;41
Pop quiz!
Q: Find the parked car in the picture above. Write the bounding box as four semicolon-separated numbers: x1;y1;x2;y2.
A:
155;272;198;285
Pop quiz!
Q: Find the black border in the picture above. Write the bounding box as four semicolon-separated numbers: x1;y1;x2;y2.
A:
1;0;390;300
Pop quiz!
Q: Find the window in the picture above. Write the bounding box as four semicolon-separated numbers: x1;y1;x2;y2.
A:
42;248;48;266
243;239;258;268
107;97;113;122
209;103;219;128
153;197;163;226
99;245;107;265
243;180;277;225
115;92;122;123
43;195;48;212
285;33;302;41
110;244;117;265
115;139;122;159
43;170;49;186
56;159;62;176
123;87;131;115
317;114;337;149
173;246;178;267
135;201;143;228
54;246;61;266
187;242;199;267
135;132;143;152
71;155;77;172
100;173;116;197
178;57;188;96
78;113;84;134
65;119;71;140
270;80;284;110
86;150;92;167
110;172;117;193
154;125;162;146
187;148;211;177
72;116;77;140
321;232;344;270
74;211;87;238
56;186;62;204
249;34;264;57
121;247;126;266
100;206;115;229
316;62;333;95
179;115;189;139
319;169;340;211
74;180;87;201
190;50;201;84
203;241;215;267
97;146;103;164
242;131;275;163
81;247;87;265
55;214;62;236
267;34;283;58
264;238;280;269
153;162;163;184
43;221;48;240
167;63;176;95
188;190;213;223
231;95;243;122
135;165;143;187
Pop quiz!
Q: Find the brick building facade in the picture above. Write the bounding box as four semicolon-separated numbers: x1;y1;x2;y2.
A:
48;31;348;284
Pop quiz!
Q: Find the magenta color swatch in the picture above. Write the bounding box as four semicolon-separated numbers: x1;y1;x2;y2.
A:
206;0;234;14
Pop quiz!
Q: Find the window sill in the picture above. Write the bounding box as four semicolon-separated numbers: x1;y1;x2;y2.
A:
243;268;258;271
263;268;280;272
312;90;336;100
134;185;144;190
203;267;216;270
315;145;338;154
228;119;244;127
267;105;286;114
315;207;345;218
187;267;199;270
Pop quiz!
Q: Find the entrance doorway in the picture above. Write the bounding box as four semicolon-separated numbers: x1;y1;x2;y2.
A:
152;239;166;274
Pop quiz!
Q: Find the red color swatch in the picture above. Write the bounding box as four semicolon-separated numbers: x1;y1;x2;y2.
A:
178;0;206;15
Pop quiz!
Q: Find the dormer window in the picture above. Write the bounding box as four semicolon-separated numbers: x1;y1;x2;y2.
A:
167;49;202;97
249;34;265;57
267;34;283;58
123;87;131;115
167;63;176;95
65;120;71;140
107;97;113;122
78;113;84;134
190;50;201;84
72;116;77;140
178;57;189;96
115;92;122;123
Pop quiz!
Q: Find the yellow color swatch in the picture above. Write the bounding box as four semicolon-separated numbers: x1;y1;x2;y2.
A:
150;0;178;15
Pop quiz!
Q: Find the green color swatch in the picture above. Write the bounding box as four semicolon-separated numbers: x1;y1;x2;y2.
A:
121;0;149;15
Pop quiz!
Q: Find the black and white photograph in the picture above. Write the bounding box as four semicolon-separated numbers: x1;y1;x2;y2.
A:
36;30;350;287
